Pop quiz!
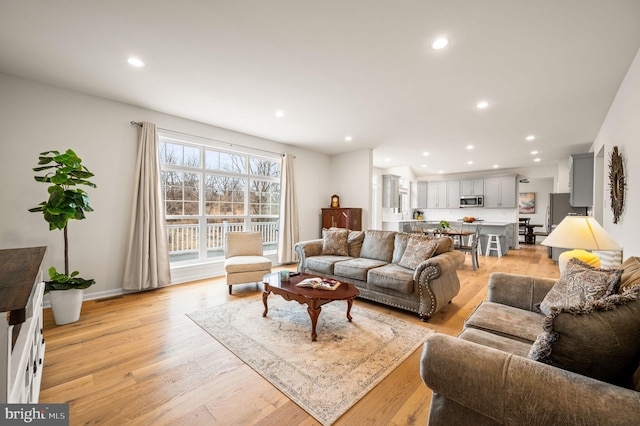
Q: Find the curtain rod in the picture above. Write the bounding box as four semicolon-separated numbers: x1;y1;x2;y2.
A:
130;121;292;158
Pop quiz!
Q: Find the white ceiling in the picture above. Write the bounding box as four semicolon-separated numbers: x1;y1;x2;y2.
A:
2;1;640;176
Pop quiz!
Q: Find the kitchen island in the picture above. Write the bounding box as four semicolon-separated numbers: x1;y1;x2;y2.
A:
383;220;517;256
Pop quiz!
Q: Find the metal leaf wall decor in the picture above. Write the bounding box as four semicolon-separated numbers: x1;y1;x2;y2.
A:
608;146;625;224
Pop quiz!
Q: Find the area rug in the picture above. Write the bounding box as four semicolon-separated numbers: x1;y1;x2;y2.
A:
187;296;433;425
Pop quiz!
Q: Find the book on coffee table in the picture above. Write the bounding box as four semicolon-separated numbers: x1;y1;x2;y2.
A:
295;277;342;291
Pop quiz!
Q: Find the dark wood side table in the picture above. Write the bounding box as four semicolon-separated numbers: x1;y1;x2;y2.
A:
262;272;359;341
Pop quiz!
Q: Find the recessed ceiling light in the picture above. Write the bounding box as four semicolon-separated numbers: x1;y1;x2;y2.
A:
127;57;145;67
422;151;430;156
421;164;427;168
476;101;489;109
534;158;541;162
493;164;499;169
275;110;285;118
531;150;539;155
431;38;449;50
526;135;536;141
467;161;473;165
466;145;474;150
345;136;352;142
385;158;391;162
438;170;444;174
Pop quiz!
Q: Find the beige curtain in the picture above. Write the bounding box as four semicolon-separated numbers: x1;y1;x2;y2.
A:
277;153;299;263
123;122;171;290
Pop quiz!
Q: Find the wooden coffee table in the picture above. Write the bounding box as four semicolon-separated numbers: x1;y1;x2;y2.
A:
262;272;359;342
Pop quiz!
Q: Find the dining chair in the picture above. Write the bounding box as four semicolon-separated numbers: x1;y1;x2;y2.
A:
457;225;481;271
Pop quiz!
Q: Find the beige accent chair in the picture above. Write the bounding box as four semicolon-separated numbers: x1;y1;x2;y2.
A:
224;231;272;294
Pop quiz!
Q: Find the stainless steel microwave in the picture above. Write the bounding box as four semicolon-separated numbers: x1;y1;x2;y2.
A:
460;195;483;207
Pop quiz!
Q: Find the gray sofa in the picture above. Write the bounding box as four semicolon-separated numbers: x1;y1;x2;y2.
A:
420;257;640;425
295;229;465;320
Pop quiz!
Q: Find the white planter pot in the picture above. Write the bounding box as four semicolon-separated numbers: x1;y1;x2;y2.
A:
49;289;84;325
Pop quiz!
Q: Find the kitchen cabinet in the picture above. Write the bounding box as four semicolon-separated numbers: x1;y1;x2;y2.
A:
382;174;400;208
1;247;46;403
460;179;484;196
569;153;594;207
446;181;460;208
321;208;362;230
427;182;447;209
410;181;428;209
428;181;460;209
484;176;516;208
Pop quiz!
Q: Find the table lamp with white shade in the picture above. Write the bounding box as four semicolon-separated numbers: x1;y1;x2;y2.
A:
541;215;621;273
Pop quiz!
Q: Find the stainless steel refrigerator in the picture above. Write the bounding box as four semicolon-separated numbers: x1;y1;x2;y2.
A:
546;193;588;260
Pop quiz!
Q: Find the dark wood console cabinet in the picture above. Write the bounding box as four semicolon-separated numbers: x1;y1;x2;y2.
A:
321;208;362;231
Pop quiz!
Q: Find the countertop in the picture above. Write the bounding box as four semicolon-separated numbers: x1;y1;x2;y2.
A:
382;220;515;226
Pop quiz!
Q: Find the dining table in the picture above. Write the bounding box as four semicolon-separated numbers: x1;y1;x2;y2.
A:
523;224;543;244
418;228;476;246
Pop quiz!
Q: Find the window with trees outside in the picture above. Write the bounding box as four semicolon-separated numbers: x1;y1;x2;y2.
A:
158;132;281;264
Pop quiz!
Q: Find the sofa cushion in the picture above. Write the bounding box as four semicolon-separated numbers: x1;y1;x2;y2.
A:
347;230;365;258
334;258;388;281
528;286;640;388
224;256;272;273
619;256;640;293
539;258;622;315
392;232;410;264
399;237;439;269
321;228;349;256
306;255;352;275
359;230;396;262
458;327;532;358
464;301;543;343
367;264;415;294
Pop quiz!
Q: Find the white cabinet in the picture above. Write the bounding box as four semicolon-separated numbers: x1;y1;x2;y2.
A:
569;153;594;207
446;181;460;208
428;181;459;209
1;247;46;403
382;174;400;208
410;181;428;209
484;176;516;208
427;182;447;209
460;179;484;196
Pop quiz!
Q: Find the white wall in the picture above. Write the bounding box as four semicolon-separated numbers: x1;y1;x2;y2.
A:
592;47;640;259
517;177;554;228
0;73;333;298
330;149;373;230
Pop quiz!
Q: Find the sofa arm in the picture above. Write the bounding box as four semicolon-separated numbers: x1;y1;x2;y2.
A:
488;272;556;311
294;239;323;272
414;250;465;319
421;334;640;425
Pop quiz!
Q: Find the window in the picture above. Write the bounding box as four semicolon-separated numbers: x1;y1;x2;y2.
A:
159;133;281;264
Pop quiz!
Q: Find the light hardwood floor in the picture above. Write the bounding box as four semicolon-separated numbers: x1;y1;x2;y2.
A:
40;243;560;425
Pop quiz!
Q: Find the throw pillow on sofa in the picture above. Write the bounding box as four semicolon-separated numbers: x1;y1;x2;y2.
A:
528;284;640;388
539;258;622;314
321;228;349;256
619;256;640;292
398;236;439;269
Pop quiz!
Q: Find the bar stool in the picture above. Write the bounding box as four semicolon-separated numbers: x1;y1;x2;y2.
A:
485;234;502;258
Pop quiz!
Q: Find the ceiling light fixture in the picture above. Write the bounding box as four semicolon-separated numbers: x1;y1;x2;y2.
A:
466;145;474;150
531;150;539;155
422;151;430;156
526;135;536;141
467;161;473;165
431;38;449;50
127;57;145;67
493;165;499;169
275;110;285;118
476;101;489;109
534;158;541;162
421;164;427;168
345;136;352;142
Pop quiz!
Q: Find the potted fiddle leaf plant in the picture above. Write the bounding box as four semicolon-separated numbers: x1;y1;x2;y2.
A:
29;149;96;325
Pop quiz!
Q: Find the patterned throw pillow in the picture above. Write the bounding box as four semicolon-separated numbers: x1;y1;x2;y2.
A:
539;258;622;315
398;237;439;269
321;228;349;256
